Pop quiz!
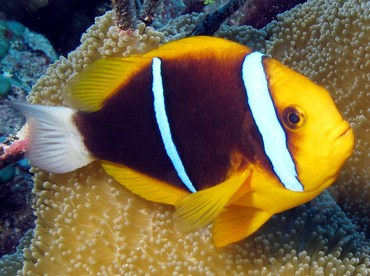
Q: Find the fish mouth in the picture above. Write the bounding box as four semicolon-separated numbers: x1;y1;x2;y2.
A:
339;125;352;138
334;120;354;158
335;120;352;139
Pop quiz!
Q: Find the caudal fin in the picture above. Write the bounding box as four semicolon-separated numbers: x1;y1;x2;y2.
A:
11;102;94;173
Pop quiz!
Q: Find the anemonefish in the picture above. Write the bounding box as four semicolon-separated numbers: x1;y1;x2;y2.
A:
12;36;354;247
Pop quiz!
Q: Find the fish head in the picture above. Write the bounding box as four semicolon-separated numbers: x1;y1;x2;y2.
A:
264;57;354;193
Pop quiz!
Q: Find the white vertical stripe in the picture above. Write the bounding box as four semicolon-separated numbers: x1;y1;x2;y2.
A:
152;58;197;193
242;52;304;192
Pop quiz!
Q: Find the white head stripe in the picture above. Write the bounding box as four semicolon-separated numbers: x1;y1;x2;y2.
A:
152;58;197;193
242;52;304;192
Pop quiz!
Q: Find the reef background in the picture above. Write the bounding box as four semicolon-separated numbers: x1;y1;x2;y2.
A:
0;0;369;275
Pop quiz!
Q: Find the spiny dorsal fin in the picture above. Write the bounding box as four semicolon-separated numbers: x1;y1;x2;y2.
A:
101;160;189;205
174;168;252;231
64;58;151;112
212;205;271;247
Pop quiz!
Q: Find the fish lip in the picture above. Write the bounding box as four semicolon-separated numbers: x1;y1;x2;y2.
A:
336;120;352;139
339;125;351;138
334;120;354;159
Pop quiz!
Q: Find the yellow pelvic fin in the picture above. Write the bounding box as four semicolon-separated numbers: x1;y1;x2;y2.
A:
174;168;252;231
101;161;189;205
64;57;151;112
212;205;271;247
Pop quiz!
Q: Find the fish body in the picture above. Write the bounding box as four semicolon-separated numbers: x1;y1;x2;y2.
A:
12;36;354;247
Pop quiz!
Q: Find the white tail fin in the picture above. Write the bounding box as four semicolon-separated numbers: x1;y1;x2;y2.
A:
11;102;95;173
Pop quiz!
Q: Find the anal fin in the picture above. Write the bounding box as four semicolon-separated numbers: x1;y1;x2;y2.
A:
212;205;271;247
101;160;189;205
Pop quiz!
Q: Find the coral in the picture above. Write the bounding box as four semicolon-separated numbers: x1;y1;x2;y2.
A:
23;29;57;61
0;76;11;96
139;0;162;26
160;12;207;40
158;0;308;39
191;0;248;35
0;39;9;60
0;19;57;145
0;170;34;257
0;20;25;59
0;20;54;258
112;0;163;29
153;0;187;28
227;0;306;28
111;0;137;29
27;11;164;106
8;0;368;273
0;20;57;97
0;230;33;276
0;0;110;55
0;133;28;170
0;164;15;183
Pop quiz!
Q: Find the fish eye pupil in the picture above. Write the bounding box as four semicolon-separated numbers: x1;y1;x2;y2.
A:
282;106;305;130
288;112;300;124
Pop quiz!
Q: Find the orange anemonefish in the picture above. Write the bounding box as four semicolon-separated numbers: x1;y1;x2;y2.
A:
12;36;354;247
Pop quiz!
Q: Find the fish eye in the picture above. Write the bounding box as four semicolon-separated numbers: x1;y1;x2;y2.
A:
282;106;305;130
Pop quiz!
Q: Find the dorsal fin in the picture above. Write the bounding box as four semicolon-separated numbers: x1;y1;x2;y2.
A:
64;37;250;112
143;36;251;60
64;58;151;112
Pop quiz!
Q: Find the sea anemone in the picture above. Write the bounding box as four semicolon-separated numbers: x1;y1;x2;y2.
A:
0;0;368;274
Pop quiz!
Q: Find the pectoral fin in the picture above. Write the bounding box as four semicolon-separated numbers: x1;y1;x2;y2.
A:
212;205;271;247
101;160;188;205
174;169;252;231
